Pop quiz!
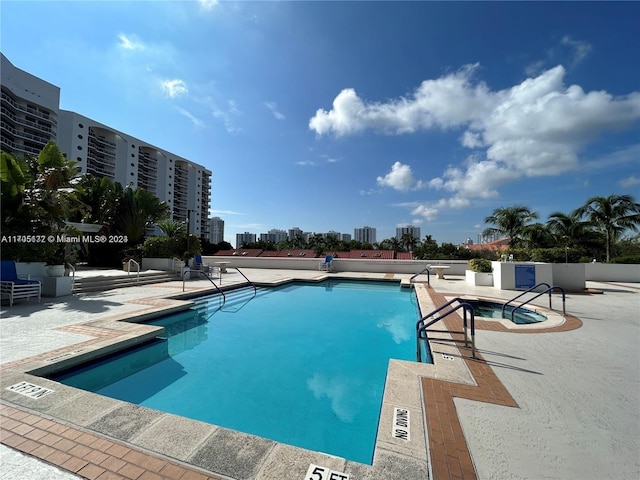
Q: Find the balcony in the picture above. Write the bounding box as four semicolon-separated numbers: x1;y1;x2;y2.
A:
88;129;117;148
1;92;54;122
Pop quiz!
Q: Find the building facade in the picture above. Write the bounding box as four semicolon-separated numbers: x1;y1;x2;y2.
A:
0;54;211;239
354;226;377;244
236;232;257;249
209;217;224;244
396;225;421;242
1;53;59;158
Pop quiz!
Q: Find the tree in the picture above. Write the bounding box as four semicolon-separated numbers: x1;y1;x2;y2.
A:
483;205;538;248
520;223;555;249
546;212;586;248
113;185;170;243
401;233;419;252
157;220;187;237
574;194;640;262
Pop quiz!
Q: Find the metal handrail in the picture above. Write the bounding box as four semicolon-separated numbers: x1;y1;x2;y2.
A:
225;267;257;293
127;259;140;284
68;264;75;291
509;286;566;322
501;283;551;317
171;257;182;272
410;266;431;287
416;297;476;361
182;269;226;302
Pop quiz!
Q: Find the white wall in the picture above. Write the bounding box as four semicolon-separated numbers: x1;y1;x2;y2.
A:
585;263;640;282
202;257;469;275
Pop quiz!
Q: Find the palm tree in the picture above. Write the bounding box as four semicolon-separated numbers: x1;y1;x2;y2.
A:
484;205;539;248
113;186;169;243
574;194;640;262
75;175;119;227
401;233;419;253
546;212;586;247
520;223;555;249
157;220;187;237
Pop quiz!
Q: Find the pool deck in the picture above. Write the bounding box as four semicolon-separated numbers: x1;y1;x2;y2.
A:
1;268;639;479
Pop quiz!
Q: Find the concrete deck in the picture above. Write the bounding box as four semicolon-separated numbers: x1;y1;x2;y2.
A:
1;268;638;479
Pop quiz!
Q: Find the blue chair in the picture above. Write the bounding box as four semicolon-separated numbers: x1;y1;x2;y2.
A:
193;255;216;276
0;260;41;307
319;255;333;271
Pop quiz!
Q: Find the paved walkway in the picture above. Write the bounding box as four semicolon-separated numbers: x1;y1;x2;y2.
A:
1;269;638;479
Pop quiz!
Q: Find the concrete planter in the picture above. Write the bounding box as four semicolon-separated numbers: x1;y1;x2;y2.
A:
46;265;65;277
465;270;493;286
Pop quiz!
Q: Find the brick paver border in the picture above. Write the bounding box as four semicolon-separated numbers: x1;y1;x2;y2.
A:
0;403;224;480
420;287;583;480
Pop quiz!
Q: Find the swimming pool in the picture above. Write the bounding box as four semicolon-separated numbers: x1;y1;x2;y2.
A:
51;280;421;464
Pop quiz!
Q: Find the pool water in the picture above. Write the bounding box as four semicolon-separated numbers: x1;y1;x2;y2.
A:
473;300;547;324
51;280;421;464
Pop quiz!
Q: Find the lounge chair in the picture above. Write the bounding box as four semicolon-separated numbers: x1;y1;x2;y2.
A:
193;255;217;277
319;255;333;272
0;260;41;307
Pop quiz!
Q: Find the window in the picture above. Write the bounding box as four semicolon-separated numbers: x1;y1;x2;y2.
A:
77;134;83;139
77;146;82;150
78;123;84;128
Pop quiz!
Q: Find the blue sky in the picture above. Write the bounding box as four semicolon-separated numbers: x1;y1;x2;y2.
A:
2;1;639;245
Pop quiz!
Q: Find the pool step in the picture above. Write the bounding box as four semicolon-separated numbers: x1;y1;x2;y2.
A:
73;271;182;293
192;286;268;314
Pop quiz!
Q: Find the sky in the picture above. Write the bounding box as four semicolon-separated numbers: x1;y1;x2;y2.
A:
1;1;639;246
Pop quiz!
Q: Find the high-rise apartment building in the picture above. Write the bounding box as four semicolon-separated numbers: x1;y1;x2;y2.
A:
1;53;59;158
0;54;211;239
396;225;421;242
236;232;256;249
354;226;377;244
209;217;225;244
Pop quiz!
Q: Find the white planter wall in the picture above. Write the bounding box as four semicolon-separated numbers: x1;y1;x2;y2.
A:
465;270;494;286
585;263;640;282
142;257;184;272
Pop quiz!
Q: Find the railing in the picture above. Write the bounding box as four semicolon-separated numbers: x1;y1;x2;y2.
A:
501;283;566;319
171;257;182;272
410;266;431;288
127;259;140;284
225;267;257;293
182;269;225;303
416;297;476;362
68;264;75;291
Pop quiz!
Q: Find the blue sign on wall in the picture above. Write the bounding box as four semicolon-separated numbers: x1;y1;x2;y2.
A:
515;264;536;289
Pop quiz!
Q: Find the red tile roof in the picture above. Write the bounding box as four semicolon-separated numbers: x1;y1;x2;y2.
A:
464;238;510;251
213;249;263;257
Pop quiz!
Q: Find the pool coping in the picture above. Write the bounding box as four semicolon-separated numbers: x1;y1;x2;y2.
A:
1;275;454;480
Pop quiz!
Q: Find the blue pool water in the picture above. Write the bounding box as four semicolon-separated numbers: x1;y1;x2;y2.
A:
52;280;421;464
473;300;547;324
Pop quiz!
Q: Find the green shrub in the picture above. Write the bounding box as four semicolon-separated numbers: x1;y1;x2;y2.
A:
468;258;492;273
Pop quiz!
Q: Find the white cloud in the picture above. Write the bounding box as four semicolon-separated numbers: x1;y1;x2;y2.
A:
376;161;416;191
198;0;219;11
264;101;285;120
177;107;204;127
162;79;188;98
210;99;242;133
296;160;317;166
620;175;640;188
313;63;640;223
561;36;592;67
527;36;592;76
117;33;144;51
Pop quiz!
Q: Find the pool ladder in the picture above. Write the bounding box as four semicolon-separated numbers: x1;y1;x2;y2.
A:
502;283;566;322
409;266;431;288
416;297;476;362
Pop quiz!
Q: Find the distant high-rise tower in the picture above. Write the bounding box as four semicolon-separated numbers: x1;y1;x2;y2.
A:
209;217;224;244
236;232;256;249
396;225;421;242
354;226;376;244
